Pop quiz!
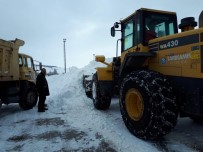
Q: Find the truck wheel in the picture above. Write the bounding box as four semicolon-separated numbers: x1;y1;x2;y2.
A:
0;99;2;109
120;70;178;140
92;73;111;110
19;88;38;110
190;116;203;123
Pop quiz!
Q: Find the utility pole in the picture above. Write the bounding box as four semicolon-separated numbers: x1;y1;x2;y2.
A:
63;38;66;73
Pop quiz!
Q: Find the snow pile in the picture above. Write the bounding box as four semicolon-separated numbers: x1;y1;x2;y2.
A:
45;59;160;152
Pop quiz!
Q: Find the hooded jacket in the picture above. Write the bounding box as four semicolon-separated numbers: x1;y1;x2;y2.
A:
36;72;50;96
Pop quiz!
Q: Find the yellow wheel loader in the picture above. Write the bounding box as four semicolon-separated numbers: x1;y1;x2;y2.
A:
0;38;38;110
84;8;203;140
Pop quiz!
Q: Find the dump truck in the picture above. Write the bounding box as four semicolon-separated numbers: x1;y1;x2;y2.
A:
0;38;38;110
83;8;203;140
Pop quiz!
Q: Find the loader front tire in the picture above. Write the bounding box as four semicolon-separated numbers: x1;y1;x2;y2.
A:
120;70;178;140
92;73;111;110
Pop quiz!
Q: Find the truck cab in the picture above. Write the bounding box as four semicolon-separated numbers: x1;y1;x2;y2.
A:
19;53;36;82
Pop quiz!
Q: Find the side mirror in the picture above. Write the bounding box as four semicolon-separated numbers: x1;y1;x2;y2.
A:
111;27;115;37
39;62;42;70
114;22;120;28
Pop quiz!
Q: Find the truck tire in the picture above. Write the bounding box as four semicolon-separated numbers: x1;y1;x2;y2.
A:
19;88;38;110
0;99;2;109
190;116;203;123
92;73;111;110
120;70;178;140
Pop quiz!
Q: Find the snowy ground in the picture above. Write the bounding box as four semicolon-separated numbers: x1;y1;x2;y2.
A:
0;60;203;152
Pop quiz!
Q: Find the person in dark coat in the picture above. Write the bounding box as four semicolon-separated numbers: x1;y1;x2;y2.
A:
36;68;50;112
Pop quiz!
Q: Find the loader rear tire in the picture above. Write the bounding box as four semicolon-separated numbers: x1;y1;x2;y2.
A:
120;70;178;140
92;73;111;110
19;88;38;110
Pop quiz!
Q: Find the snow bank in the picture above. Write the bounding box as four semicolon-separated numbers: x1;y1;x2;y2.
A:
46;59;161;152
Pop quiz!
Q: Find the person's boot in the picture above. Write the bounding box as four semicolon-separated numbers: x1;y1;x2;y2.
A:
38;106;45;112
44;107;48;110
38;109;45;112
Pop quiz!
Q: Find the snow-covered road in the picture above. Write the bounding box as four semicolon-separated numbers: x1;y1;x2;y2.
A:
0;63;203;152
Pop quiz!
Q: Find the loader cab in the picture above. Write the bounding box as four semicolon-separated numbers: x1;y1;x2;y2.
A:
111;8;178;53
19;53;36;82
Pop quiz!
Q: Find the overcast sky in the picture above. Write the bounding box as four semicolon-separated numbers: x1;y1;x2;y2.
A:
0;0;203;68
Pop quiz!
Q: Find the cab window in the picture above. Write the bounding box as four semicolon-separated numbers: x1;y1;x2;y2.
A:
123;20;133;51
19;56;23;67
23;57;27;67
145;13;176;38
27;57;33;69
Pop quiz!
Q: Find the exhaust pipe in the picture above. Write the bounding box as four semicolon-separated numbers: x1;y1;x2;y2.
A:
199;11;203;28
